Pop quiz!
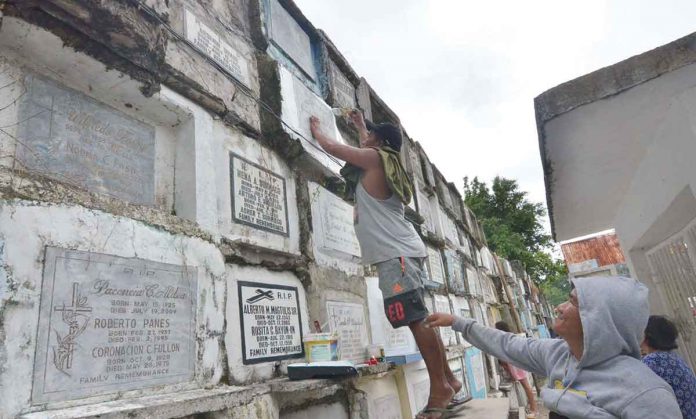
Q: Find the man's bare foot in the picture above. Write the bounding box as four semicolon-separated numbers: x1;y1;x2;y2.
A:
416;386;455;419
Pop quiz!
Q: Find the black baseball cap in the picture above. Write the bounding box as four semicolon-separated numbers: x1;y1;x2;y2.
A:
366;120;402;151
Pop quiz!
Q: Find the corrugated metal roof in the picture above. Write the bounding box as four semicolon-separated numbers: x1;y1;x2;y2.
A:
561;233;626;266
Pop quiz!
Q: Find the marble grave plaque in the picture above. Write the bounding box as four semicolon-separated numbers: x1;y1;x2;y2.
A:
16;74;155;205
471;351;486;393
402;141;423;183
184;9;251;87
328;59;356;109
415;185;435;233
434;295;456;346
239;281;304;364
269;0;315;78
327;301;369;364
445;250;466;295
449;358;470;400
230;153;289;236
466;267;480;297
32;247;197;403
426;246;445;284
311;184;361;258
279;68;343;173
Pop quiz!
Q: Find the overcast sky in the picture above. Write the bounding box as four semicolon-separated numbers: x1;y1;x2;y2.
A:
295;0;696;228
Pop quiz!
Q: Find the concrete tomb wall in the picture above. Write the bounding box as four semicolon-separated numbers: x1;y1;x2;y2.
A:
0;1;543;416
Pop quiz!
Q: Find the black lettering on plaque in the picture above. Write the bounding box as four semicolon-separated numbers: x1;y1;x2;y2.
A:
229;153;289;236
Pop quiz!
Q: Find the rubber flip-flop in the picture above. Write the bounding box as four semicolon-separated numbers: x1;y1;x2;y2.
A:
446;394;471;409
414;407;456;419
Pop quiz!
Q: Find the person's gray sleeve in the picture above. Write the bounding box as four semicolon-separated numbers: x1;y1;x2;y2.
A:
452;317;557;377
621;388;683;419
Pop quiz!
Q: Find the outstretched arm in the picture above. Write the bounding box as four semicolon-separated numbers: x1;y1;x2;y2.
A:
310;116;379;170
426;313;557;377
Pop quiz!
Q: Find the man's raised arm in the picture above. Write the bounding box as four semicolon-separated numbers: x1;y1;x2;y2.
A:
309;116;379;170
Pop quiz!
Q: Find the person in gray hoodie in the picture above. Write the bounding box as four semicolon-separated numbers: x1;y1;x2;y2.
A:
425;276;682;418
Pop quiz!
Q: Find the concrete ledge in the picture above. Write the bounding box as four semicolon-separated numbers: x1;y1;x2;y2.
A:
535;31;696;124
21;363;397;418
452;398;510;419
20;386;269;419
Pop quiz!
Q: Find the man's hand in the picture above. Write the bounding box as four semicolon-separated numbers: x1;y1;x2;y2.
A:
424;313;455;328
310;116;322;139
350;109;366;130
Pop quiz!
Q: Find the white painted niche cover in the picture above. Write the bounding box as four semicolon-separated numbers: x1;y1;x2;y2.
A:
308;182;361;267
279;67;345;175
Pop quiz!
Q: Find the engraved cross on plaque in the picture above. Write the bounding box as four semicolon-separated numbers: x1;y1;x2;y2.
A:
53;282;92;371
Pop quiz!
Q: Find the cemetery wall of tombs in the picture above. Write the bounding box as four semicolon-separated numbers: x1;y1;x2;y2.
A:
0;1;552;418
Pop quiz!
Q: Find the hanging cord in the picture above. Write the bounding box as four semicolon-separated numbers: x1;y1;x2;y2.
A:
130;0;343;167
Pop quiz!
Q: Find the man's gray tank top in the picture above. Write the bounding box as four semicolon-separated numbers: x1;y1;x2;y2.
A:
354;181;426;265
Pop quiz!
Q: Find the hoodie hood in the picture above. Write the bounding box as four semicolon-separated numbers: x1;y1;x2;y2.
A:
572;276;649;368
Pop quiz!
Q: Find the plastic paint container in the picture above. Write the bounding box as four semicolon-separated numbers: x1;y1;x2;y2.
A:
303;333;339;362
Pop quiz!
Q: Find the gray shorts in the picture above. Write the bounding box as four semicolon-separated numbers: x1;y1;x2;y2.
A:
376;256;430;328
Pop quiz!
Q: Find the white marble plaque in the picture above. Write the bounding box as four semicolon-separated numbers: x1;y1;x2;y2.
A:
464;208;474;233
445;250;466;295
406;145;424;183
449;358;470;399
269;0;315;78
311;183;361;258
466;267;480;297
416;185;435;233
279;68;344;173
438;180;453;209
452;296;472;347
329;59;356;109
434;295;456;346
184;9;251;87
372;394;401;419
386;326;410;351
32;247;197;403
441;210;458;243
460;233;472;259
426;247;445;284
292;75;336;154
239;281;304;364
16;74;155;205
230;153;289;236
327;301;369;364
471;352;486;392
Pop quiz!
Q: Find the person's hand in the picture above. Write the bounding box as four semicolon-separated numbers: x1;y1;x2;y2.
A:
424;313;455;328
349;109;366;129
309;116;321;138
